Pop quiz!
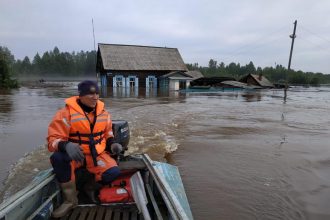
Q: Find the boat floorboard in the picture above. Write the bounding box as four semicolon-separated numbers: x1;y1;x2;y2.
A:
52;205;143;220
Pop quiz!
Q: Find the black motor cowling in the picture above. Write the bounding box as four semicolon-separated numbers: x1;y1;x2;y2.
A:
111;120;130;151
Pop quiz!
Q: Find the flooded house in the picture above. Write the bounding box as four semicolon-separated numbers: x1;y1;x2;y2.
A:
190;76;236;88
189;75;273;90
239;73;274;88
185;70;204;80
96;43;193;91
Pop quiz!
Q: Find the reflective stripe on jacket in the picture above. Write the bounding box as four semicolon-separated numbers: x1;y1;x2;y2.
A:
67;99;108;155
47;96;113;153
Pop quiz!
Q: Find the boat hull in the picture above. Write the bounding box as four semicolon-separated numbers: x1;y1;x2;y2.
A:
0;154;193;220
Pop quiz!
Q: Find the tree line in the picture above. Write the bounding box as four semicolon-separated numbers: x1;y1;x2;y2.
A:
186;59;330;86
13;46;97;77
1;46;97;88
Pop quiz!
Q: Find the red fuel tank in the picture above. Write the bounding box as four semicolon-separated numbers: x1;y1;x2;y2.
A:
99;172;134;203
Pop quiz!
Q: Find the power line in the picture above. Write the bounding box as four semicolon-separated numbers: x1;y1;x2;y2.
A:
228;35;287;57
228;25;290;56
300;25;330;45
298;36;330;56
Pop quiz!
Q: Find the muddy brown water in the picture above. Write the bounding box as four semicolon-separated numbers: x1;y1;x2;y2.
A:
0;82;329;220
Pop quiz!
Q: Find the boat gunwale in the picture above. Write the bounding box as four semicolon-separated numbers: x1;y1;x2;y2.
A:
0;171;56;218
142;154;191;220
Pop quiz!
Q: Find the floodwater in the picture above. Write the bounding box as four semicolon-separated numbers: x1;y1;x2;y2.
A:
0;82;330;220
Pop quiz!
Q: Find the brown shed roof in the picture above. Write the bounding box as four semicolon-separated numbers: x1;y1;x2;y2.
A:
160;71;192;78
239;74;274;88
185;70;204;79
98;43;188;71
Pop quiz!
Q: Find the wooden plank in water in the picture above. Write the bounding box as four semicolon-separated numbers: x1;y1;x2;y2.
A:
86;206;97;220
104;207;113;220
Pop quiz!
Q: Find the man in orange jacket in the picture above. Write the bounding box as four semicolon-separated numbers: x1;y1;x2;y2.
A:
47;80;121;218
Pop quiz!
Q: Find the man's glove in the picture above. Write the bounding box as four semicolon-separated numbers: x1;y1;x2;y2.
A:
65;142;85;163
110;143;123;155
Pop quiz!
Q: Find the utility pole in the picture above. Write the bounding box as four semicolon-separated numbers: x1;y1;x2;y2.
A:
92;19;98;84
285;20;297;101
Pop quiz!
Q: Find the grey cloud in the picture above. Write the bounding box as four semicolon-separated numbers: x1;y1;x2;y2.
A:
1;0;330;73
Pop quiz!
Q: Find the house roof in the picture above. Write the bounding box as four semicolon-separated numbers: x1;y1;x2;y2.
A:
160;71;192;78
239;74;274;88
98;43;188;71
221;80;261;89
185;70;204;79
190;76;236;86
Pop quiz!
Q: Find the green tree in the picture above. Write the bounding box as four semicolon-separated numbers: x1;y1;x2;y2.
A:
227;62;240;79
21;56;32;74
218;62;228;76
288;70;308;84
0;46;18;88
205;59;218;76
309;77;320;86
41;51;51;75
32;53;42;75
208;59;217;69
85;51;97;75
186;63;199;70
245;61;256;74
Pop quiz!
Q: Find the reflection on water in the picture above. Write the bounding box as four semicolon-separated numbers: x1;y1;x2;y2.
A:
241;91;262;102
101;86;175;98
0;84;330;220
0;90;13;114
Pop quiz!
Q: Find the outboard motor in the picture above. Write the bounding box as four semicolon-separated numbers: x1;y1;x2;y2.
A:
111;120;130;152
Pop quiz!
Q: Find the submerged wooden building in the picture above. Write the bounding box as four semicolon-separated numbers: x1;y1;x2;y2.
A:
239;74;274;88
96;43;192;90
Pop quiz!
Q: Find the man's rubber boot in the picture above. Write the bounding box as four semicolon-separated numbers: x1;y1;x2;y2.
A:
52;181;78;218
84;178;101;204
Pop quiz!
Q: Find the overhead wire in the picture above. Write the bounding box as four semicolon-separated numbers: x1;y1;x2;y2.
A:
223;27;289;67
229;36;287;57
299;25;330;45
295;25;330;55
228;24;290;57
297;36;330;56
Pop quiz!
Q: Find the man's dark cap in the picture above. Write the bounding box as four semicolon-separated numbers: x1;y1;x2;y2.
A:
78;80;99;96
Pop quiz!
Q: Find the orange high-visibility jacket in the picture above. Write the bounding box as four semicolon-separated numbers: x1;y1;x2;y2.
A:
47;96;113;154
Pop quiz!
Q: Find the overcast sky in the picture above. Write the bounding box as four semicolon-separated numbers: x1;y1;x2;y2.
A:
1;0;330;74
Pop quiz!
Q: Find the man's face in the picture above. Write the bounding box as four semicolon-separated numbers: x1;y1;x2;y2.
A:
80;92;99;108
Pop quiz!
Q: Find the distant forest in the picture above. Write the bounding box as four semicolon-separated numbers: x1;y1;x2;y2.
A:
1;46;96;78
187;59;330;85
0;46;98;88
1;46;330;87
